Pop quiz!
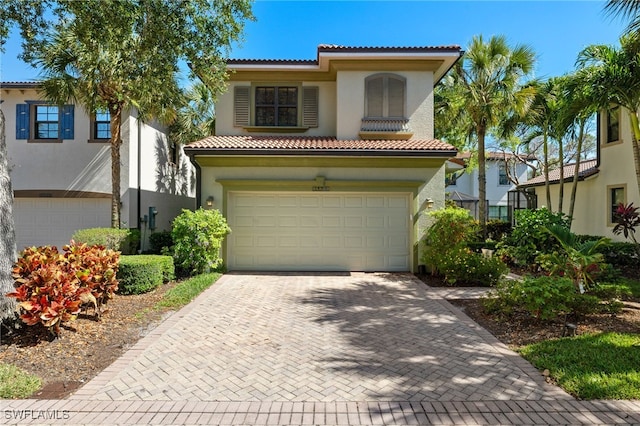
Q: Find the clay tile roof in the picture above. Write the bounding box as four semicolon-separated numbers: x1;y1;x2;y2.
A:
520;159;599;187
185;135;456;156
456;151;537;161
0;81;39;88
227;44;462;65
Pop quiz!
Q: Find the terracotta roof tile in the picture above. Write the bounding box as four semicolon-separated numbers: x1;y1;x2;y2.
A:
521;159;598;186
456;151;537;161
186;135;456;154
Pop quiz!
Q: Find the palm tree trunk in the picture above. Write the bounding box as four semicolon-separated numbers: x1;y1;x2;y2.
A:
478;128;487;238
109;106;123;229
569;117;586;227
0;109;18;325
543;132;552;210
558;137;565;214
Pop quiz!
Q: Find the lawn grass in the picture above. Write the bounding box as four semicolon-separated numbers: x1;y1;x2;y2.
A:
518;332;640;399
0;362;41;399
154;272;222;310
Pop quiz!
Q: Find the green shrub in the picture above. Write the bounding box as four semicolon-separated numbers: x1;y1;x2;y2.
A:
437;247;508;286
485;220;512;241
149;231;173;255
483;275;623;320
117;256;165;295
597;241;638;267
496;208;570;267
143;255;175;282
172;208;231;276
72;228;140;254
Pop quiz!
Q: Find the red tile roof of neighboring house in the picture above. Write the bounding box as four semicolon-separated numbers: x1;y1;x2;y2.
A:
185;136;456;156
520;159;599;187
456;151;537;161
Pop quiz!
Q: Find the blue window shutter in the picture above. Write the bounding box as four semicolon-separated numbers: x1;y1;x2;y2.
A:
16;104;29;139
61;105;74;139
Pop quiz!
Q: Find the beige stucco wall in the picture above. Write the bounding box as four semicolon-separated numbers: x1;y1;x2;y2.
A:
198;159;446;271
335;70;434;140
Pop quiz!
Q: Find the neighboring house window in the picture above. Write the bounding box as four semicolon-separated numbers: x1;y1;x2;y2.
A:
498;163;510;185
606;107;620;143
365;73;406;118
93;111;111;139
489;205;509;222
255;86;298;126
15;103;74;141
168;140;179;166
609;185;626;225
35;105;59;139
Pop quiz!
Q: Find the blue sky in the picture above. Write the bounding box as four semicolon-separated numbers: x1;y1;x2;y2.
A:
0;1;627;83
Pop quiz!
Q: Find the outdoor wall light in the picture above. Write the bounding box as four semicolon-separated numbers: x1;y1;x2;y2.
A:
425;198;435;209
206;196;214;207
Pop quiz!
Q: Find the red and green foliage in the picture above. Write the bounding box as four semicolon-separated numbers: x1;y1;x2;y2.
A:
6;242;120;336
613;203;640;257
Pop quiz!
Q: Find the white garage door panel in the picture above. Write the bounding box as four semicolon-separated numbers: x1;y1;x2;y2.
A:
14;198;111;250
227;192;411;271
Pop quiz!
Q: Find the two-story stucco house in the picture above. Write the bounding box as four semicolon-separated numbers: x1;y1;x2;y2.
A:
1;82;195;250
520;106;639;241
184;45;462;272
447;152;534;222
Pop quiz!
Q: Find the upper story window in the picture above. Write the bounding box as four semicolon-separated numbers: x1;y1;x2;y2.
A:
16;102;74;142
35;105;60;139
93;111;111;140
606;106;620;144
365;74;406;119
255;86;298;126
445;172;458;186
233;84;318;131
498;163;510;185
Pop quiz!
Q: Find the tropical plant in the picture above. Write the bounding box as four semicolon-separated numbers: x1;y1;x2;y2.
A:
2;0;254;228
171;209;231;276
497;208;571;267
541;225;610;293
169;82;217;146
613;202;640;257
436;35;536;237
577;33;640;203
605;0;640;35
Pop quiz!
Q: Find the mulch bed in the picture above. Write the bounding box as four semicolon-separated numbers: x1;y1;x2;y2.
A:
0;281;180;399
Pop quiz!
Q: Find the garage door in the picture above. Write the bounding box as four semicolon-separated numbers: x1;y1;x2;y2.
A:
14;198;111;250
227;192;411;271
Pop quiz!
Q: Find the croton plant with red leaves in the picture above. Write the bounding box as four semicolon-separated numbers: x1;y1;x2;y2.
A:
7;242;120;337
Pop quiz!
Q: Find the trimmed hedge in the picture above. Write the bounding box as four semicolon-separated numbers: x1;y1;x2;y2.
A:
117;255;174;295
72;228;140;254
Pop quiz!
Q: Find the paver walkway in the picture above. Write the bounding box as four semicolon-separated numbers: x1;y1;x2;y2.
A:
3;272;640;425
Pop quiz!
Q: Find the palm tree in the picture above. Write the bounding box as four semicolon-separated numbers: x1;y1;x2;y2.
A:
577;33;640;203
169;82;217;146
605;0;640;35
439;35;536;236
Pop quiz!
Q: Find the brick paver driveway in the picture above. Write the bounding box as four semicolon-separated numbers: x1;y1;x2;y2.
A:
72;272;564;402
7;273;640;425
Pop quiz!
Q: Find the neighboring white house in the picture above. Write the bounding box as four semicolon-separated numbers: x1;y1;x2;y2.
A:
1;82;196;250
520;106;639;241
184;44;462;272
446;152;533;221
